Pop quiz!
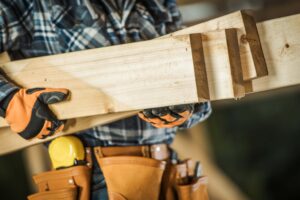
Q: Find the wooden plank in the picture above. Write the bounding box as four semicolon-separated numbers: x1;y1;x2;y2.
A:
0;13;299;155
0;29;244;128
190;33;210;101
0;111;137;155
0;11;263;127
0;52;10;65
225;29;245;98
1;34;202;120
0;53;10;127
167;10;268;80
246;14;300;92
202;29;245;100
0;31;246;123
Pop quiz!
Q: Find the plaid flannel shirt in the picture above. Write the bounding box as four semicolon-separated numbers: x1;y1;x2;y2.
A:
0;0;212;146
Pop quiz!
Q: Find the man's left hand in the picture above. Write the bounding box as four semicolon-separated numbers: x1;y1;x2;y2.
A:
138;104;194;128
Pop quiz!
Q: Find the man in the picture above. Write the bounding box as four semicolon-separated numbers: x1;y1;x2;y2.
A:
0;0;211;199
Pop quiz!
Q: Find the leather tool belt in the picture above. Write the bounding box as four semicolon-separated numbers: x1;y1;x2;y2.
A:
94;144;209;200
28;147;93;200
28;144;208;200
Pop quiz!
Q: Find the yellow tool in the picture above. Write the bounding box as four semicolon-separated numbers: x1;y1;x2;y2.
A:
49;136;85;169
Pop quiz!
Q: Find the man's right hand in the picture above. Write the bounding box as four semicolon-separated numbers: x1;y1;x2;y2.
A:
0;88;69;140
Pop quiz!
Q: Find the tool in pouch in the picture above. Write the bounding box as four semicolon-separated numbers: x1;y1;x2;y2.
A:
94;146;209;200
173;159;209;200
27;136;209;200
27;136;92;200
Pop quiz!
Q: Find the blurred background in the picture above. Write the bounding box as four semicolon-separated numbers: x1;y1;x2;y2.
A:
1;0;300;199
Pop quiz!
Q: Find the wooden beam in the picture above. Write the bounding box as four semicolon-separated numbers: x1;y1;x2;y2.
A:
1;34;204;120
0;111;137;155
73;13;300;129
0;28;245;128
0;11;266;126
0;30;246;155
0;32;249;123
1;13;300;155
0;52;10;127
0;52;10;65
246;14;300;93
0;11;263;126
166;10;268;80
202;29;245;100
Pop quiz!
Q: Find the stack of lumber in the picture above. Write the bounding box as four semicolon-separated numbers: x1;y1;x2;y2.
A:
0;10;299;155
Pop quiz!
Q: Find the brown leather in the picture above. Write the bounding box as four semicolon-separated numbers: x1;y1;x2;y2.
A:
176;177;209;200
85;147;93;169
161;161;177;200
164;162;189;200
95;156;166;200
94;144;169;161
174;159;195;185
165;159;206;200
93;145;209;200
109;192;128;200
27;187;77;200
32;166;91;200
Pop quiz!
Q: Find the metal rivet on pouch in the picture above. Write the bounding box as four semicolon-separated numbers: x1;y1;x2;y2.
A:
152;146;160;152
87;163;91;167
155;147;160;151
68;179;74;184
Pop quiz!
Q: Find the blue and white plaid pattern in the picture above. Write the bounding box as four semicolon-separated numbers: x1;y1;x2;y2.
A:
0;0;212;146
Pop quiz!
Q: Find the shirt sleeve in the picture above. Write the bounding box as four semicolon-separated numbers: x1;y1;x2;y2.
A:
0;1;32;102
0;0;33;52
0;7;8;53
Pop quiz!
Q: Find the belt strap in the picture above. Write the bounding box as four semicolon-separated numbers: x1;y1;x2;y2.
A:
94;144;169;161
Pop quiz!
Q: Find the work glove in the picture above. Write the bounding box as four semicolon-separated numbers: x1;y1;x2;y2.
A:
138;104;194;128
0;88;69;140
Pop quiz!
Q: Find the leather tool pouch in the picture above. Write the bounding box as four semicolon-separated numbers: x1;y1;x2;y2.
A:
28;187;77;200
165;160;209;200
28;166;91;200
176;177;209;200
96;156;166;200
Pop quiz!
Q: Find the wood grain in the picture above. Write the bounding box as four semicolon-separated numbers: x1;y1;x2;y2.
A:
1;35;201;120
0;29;246;155
247;14;300;92
1;13;300;155
0;29;245;128
202;29;245;100
0;111;137;155
0;11;264;127
167;10;268;80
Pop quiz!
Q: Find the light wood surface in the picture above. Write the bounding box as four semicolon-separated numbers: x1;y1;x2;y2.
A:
0;32;255;125
203;29;245;100
247;14;300;93
1;35;202;120
0;29;246;154
0;11;264;127
0;29;246;128
0;52;10;64
0;111;137;155
167;10;268;80
0;52;10;127
1;13;300;155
